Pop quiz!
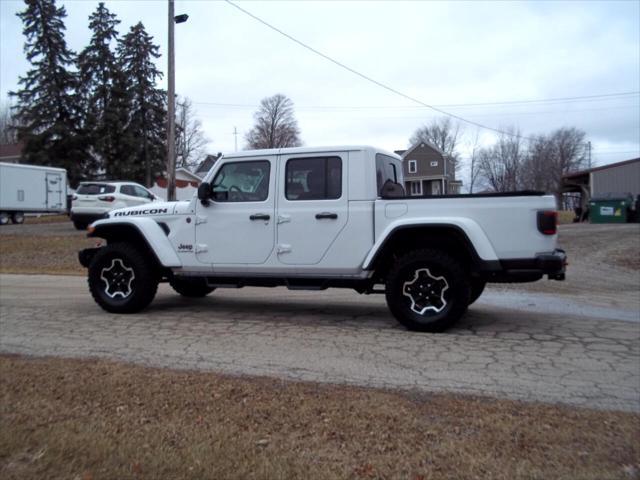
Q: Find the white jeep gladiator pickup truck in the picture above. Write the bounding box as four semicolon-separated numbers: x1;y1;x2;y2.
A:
79;145;566;332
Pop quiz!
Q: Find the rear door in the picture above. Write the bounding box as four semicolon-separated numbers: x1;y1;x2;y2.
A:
276;153;348;265
45;172;64;210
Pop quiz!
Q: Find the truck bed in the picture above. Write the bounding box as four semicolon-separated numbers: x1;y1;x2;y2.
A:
373;193;558;261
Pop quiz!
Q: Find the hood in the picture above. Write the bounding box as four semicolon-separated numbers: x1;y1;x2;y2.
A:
109;201;187;218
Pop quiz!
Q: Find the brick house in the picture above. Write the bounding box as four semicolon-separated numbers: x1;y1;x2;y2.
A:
0;142;24;163
395;142;462;196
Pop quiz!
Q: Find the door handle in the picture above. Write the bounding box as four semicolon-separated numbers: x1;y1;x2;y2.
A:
250;213;270;221
315;212;338;220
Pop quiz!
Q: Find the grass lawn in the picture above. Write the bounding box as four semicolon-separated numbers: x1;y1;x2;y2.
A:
0;234;94;275
1;355;638;480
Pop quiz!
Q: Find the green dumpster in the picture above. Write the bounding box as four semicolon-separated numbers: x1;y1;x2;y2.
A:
589;197;630;224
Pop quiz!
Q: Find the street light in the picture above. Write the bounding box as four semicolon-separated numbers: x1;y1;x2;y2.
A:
167;1;188;202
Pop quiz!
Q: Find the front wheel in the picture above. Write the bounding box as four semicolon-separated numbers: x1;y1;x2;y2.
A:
170;276;216;297
73;220;88;230
385;249;470;332
88;243;159;313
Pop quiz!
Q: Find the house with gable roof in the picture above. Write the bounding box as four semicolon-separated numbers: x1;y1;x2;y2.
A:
395;141;462;196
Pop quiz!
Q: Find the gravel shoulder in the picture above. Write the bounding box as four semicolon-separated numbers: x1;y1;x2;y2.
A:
498;223;640;311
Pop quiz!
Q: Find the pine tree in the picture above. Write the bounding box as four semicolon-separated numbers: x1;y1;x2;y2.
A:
11;0;87;185
117;22;166;186
76;2;121;176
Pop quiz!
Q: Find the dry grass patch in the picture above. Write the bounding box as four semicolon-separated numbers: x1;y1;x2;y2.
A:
557;210;575;224
0;234;94;275
1;355;638;480
24;214;71;224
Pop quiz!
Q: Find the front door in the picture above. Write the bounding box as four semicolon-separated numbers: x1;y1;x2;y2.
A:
195;157;276;265
276;153;348;265
120;184;150;207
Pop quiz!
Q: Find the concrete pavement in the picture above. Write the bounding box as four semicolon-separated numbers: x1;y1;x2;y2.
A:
0;273;638;411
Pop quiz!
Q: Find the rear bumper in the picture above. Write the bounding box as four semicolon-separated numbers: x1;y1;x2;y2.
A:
485;249;567;283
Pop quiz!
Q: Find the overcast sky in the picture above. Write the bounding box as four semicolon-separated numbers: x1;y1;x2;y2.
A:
1;0;639;174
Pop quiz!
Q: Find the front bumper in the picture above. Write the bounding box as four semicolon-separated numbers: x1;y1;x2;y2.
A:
79;247;101;268
485;249;567;283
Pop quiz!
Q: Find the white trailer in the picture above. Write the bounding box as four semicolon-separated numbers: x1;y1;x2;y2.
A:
0;162;68;225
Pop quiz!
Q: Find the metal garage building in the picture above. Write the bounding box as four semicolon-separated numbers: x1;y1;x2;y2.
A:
562;157;640;220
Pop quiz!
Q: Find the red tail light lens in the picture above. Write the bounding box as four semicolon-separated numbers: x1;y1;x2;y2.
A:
537;210;557;235
98;196;115;202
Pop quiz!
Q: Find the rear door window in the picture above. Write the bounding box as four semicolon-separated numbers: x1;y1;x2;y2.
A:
285;157;342;200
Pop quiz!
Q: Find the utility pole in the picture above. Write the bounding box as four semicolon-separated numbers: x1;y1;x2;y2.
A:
587;141;592;169
233;126;238;152
166;2;189;201
167;0;176;201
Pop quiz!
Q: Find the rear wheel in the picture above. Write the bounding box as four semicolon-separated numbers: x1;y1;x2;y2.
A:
170;276;215;297
88;243;159;313
468;278;486;306
10;212;25;224
0;212;10;225
385;249;470;332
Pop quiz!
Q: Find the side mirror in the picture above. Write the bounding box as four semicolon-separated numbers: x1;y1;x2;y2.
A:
197;182;212;205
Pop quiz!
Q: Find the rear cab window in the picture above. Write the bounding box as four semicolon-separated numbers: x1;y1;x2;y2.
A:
77;183;116;195
376;153;404;198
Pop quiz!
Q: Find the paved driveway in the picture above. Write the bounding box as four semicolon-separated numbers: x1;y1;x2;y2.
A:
1;274;638;411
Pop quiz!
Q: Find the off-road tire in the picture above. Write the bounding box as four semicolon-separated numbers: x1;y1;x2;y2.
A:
468;278;486;306
385;248;470;332
170;276;216;298
73;220;88;230
11;212;25;224
88;243;159;313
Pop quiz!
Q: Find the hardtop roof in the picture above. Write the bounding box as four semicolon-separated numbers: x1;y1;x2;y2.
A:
221;145;401;160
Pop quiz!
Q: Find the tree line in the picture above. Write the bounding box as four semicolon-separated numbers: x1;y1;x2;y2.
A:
6;0;585;196
410;118;589;198
7;0;207;187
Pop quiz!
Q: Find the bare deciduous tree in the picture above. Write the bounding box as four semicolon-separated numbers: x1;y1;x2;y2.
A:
245;94;302;149
466;129;483;193
409;117;462;173
0;101;19;145
477;127;525;192
175;96;209;169
521;127;588;198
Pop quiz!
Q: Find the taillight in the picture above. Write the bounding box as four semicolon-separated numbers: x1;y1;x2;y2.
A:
71;194;78;201
537;210;557;235
99;196;115;202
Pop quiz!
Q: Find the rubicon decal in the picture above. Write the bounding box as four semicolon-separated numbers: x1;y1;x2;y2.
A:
114;208;169;217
